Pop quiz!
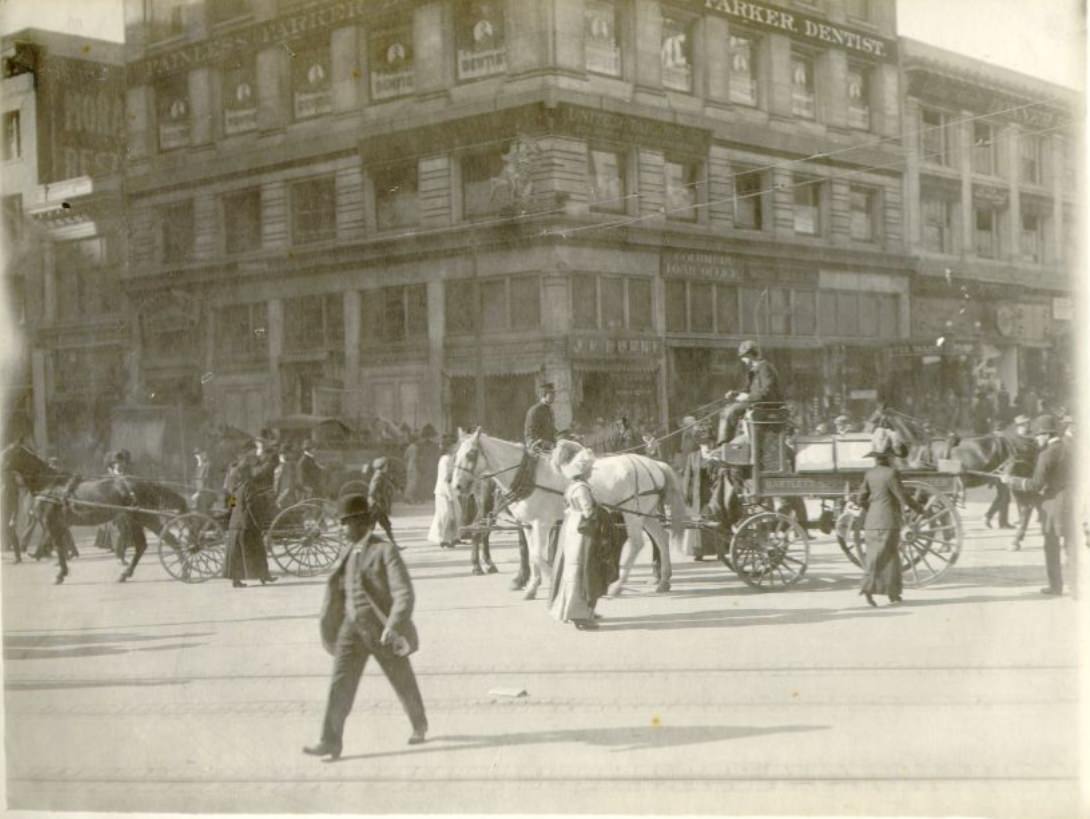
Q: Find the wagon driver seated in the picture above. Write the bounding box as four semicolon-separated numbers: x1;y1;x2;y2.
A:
716;340;785;447
510;381;560;499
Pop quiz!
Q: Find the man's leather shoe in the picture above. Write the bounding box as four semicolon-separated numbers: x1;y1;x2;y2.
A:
408;730;427;745
1040;587;1062;596
303;741;341;759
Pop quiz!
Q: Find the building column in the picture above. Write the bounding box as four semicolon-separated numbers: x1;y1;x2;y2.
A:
765;34;793;119
426;279;445;433
267;298;283;418
633;0;664;104
552;0;586;76
41;240;56;325
958;109;974;255
903;99;921;250
331;25;361;113
1004;124;1021;261
507;0;548;76
343;290;361;422
819;49;847;129
414;1;451;99
652;270;669;430
703;15;730;106
256;45;289;131
1051;133;1065;263
31;348;48;449
189;67;214;146
125;85;155;161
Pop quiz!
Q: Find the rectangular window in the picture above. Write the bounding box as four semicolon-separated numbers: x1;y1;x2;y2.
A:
817;291;837;336
849;187;877;242
847;64;870;130
510;276;541;329
224;189;261;254
1021;210;1041;263
2;110;20;160
921;195;953;253
216;303;268;361
836;291;859;336
480;279;506;331
628;278;653;330
601;277;625;330
146;0;185;42
572;274;598;330
665;279;686;333
292;40;332;120
734;168;764;230
1;194;21;243
361;285;427;346
727;33;758;105
793;176;821;235
456;0;507;80
878;294;899;338
921;108;951;167
790;52;815;119
156;74;190;151
1021;134;1041;185
326;292;345;344
587;147;626;213
284;294;325;352
665;158;699;221
793;289;816;336
858;292;878;337
222;58;257;135
56;235;109;318
975;207;996;258
661;13;694;93
690;282;714;333
768;287;790;335
462;151;508;219
207;0;250;25
291;177;336;245
160;201;194;263
716;285;738;335
585;0;622;77
740;287;768;336
374;163;419;230
406;284;427;337
370;24;415;100
972;121;995;176
445;281;478;335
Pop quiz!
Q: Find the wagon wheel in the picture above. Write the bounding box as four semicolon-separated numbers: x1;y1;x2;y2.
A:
729;511;809;590
836;507;865;568
899;481;962;587
157;512;226;583
266;498;342;577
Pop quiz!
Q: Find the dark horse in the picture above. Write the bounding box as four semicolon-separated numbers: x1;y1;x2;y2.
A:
1;444;187;584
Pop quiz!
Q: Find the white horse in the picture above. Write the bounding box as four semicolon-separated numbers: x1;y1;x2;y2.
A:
451;430;688;600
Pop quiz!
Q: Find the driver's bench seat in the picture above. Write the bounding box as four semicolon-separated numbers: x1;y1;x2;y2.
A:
715;403;791;472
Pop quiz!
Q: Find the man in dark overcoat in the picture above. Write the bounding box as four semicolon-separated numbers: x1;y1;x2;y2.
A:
523;382;557;452
1002;414;1075;595
303;494;427;760
717;340;783;446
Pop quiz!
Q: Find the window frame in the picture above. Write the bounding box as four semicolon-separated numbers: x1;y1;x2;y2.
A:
732;165;766;231
584;0;624;78
2;110;21;161
920;107;953;168
972;121;996;177
160;200;195;264
727;29;759;107
215;302;269;362
586;145;628;215
155;73;191;152
145;0;186;44
455;0;508;82
221;57;258;136
222;187;263;255
291;37;333;122
974;205;999;259
846;62;871;131
1020;208;1042;264
369;21;416;101
792;174;823;236
290;176;337;246
207;0;251;26
790;49;816;120
848;185;879;243
373;162;420;231
921;192;956;254
361;284;429;348
664;155;702;222
1020;133;1042;185
660;8;696;94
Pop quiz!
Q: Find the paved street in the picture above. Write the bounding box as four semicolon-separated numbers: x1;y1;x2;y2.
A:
2;488;1083;816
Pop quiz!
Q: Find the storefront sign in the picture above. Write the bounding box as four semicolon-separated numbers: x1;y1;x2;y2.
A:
662;250;739;281
994;302;1048;341
546;104;710;155
456;1;507;80
701;0;896;61
1053;296;1074;321
370;26;415;100
223;62;258;135
569;336;662;357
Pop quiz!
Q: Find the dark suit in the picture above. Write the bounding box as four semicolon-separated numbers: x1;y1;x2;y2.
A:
524;401;557;449
296;452;325;497
1010;438;1073;592
718;358;784;444
318;532;426;747
855;464;923;597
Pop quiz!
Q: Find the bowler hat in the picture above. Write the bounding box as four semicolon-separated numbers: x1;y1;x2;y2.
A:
337;493;370;522
1031;414;1058;436
738;339;759;358
1013;414;1031;426
421;423;437;439
539;382;555;393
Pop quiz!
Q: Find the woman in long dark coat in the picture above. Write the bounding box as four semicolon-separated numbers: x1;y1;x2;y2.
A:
853;428;924;607
224;440;279;588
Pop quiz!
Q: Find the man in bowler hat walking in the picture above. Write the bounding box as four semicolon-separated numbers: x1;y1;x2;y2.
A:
303;494;428;760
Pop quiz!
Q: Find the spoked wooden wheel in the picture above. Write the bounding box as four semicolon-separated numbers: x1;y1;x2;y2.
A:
729;511;809;590
836;507;865;567
899;481;962;587
157;513;226;583
266;498;342;577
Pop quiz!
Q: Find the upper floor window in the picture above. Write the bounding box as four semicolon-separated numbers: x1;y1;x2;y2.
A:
374;163;419;229
667;281;753;336
733;167;765;230
223;189;262;254
790;52;815;119
370;24;415;101
145;0;186;42
793;176;822;235
456;0;507;81
1;194;21;244
661;12;694;93
156;74;190;151
665;158;700;221
361;284;427;346
573;275;650;332
585;0;622;78
844;0;871;21
56;235;117;319
284;293;344;352
974;206;1000;258
846;64;870;130
446;275;542;335
1020;134;1042;185
207;0;250;25
222;58;257;135
216;302;268;362
727;33;758;106
849;186;878;242
2;110;21;160
1021;210;1042;263
292;40;332;120
921;108;953;167
160;200;194;263
972;121;995;176
291;177;336;245
587;147;626;213
817;290;899;339
921;194;955;254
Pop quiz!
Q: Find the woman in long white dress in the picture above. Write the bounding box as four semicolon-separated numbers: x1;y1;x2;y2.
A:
427;439;459;548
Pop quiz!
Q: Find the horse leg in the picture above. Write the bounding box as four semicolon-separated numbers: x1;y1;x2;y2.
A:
523;522;551;601
609;518;644;597
470;535;483;575
645;517;673;592
481;530;497;573
45;512;68;584
510;526;530;590
120;520;147;582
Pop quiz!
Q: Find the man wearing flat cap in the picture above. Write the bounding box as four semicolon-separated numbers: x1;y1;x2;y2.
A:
1002;414;1075;595
304;494;427;760
717;340;783;446
524;382;558;453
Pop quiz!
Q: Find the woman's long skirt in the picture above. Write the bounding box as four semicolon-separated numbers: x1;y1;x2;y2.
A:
427;490;458;545
861;528;902;598
549;513;594;623
224;500;271;581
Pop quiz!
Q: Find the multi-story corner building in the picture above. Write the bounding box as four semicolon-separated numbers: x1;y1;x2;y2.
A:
1;29;127;461
121;0;918;442
899;38;1079;430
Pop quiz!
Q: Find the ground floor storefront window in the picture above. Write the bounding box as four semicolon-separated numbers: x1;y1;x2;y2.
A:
572;369;659;447
447;374;537;442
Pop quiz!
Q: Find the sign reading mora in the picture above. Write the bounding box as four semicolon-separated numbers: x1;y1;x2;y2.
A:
701;0;896;60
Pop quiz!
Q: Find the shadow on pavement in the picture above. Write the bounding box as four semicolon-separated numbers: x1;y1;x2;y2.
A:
5;677;191;691
4;631;212;648
334;722;828;761
3;640;208;661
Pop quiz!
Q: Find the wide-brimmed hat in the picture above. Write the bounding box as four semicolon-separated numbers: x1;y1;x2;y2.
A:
337;493;370;522
1031;414;1058;436
834;414;851;425
372;456;388;469
864;427;895;459
1013;414;1031;426
737;339;759;358
551;439;595;480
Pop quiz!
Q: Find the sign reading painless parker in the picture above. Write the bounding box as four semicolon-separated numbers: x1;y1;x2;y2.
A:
36;55;125;183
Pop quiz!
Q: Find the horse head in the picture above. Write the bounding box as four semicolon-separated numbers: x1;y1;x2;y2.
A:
1;442;56;492
451;427;484;496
